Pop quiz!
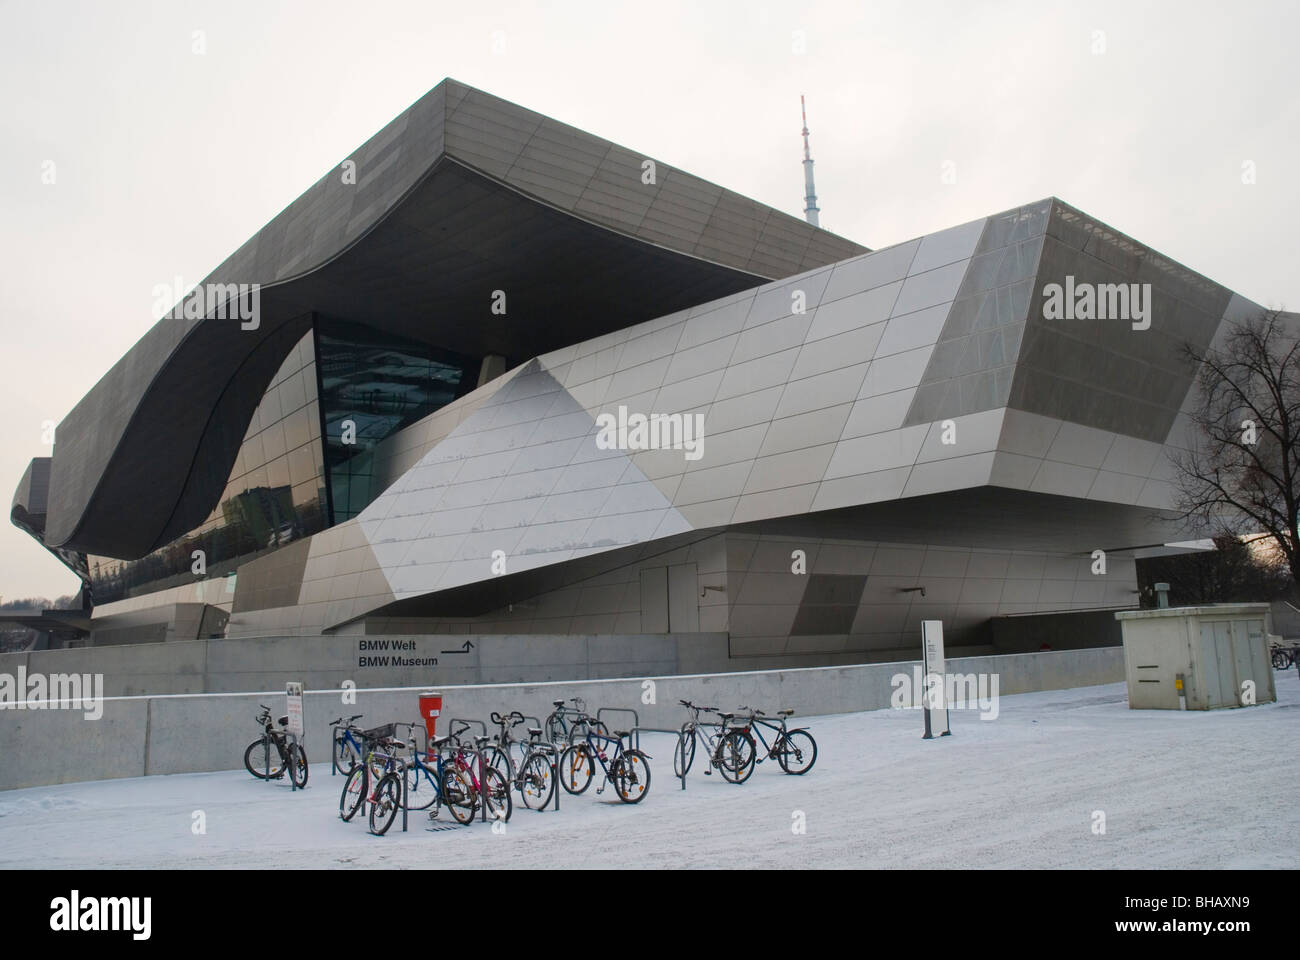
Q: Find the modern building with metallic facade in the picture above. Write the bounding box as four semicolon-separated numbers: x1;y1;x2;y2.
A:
10;79;1279;667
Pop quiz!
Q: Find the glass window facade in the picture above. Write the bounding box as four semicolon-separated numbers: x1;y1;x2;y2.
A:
316;319;475;523
88;332;328;605
85;320;478;605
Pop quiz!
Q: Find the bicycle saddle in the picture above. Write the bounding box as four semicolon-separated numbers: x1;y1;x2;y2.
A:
277;716;289;726
528;728;543;738
552;699;565;707
613;730;631;739
431;735;452;749
778;709;794;717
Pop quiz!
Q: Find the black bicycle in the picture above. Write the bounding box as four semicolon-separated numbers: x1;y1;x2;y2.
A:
244;704;309;788
715;706;817;784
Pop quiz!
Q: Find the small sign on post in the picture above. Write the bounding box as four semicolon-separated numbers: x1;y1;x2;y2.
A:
921;621;950;739
285;681;304;738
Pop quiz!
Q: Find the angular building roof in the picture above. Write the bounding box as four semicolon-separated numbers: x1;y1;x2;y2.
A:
35;79;866;560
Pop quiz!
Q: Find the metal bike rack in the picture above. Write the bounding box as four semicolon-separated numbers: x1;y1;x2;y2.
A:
449;717;487;740
627;726;689;791
257;730;303;791
597;707;640;747
287;733;301;793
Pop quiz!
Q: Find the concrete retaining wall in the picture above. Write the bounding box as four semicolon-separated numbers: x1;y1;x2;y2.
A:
0;633;734;697
0;646;1123;791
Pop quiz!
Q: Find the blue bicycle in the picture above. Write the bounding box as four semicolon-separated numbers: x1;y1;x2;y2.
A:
330;714;367;771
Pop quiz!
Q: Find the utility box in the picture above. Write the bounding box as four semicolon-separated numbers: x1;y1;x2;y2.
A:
1114;604;1277;710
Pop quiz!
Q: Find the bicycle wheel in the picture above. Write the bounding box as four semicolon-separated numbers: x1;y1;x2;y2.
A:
519;753;555;810
482;766;513;823
403;761;439;812
1273;649;1292;669
441;767;476;825
715;729;756;784
244;737;285;779
287;743;309;788
673;729;696;778
484;745;513;783
774;730;817;775
340;765;368;821
611;752;651;804
558;744;593;794
368;773;402;836
334;735;360;772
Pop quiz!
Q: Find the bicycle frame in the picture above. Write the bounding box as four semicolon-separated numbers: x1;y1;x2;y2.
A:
577;729;631;787
253;711;295;771
730;712;806;765
683;718;724;757
334;727;366;766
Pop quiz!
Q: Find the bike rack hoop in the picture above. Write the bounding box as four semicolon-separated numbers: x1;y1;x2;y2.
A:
627;726;689;792
597;707;640;748
448;717;487;743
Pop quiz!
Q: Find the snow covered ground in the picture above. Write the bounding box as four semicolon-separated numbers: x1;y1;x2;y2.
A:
2;675;1298;869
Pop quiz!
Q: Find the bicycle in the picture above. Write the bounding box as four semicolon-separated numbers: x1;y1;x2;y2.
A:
244;704;309;788
716;706;817;784
488;710;529;783
544;697;609;746
442;724;513;823
338;735;409;835
514;725;559;810
391;722;475;825
557;727;652;803
672;699;746;781
328;714;366;771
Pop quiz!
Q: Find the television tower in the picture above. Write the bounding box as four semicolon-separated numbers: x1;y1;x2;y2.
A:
800;95;820;228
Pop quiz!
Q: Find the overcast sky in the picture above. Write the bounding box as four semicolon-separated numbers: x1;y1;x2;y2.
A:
2;0;1297;601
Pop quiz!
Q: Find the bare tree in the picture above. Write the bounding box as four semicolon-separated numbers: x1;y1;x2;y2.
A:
1171;309;1300;586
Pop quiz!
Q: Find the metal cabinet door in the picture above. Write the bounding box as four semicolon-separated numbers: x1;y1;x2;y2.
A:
1199;621;1238;708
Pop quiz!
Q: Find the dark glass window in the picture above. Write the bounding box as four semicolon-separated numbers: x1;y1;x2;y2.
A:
88;332;328;605
316;320;475;522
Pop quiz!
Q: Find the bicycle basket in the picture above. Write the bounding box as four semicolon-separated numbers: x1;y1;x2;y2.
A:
360;723;397;742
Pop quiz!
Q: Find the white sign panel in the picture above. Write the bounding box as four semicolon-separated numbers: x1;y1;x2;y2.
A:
285;681;304;737
921;620;950;737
